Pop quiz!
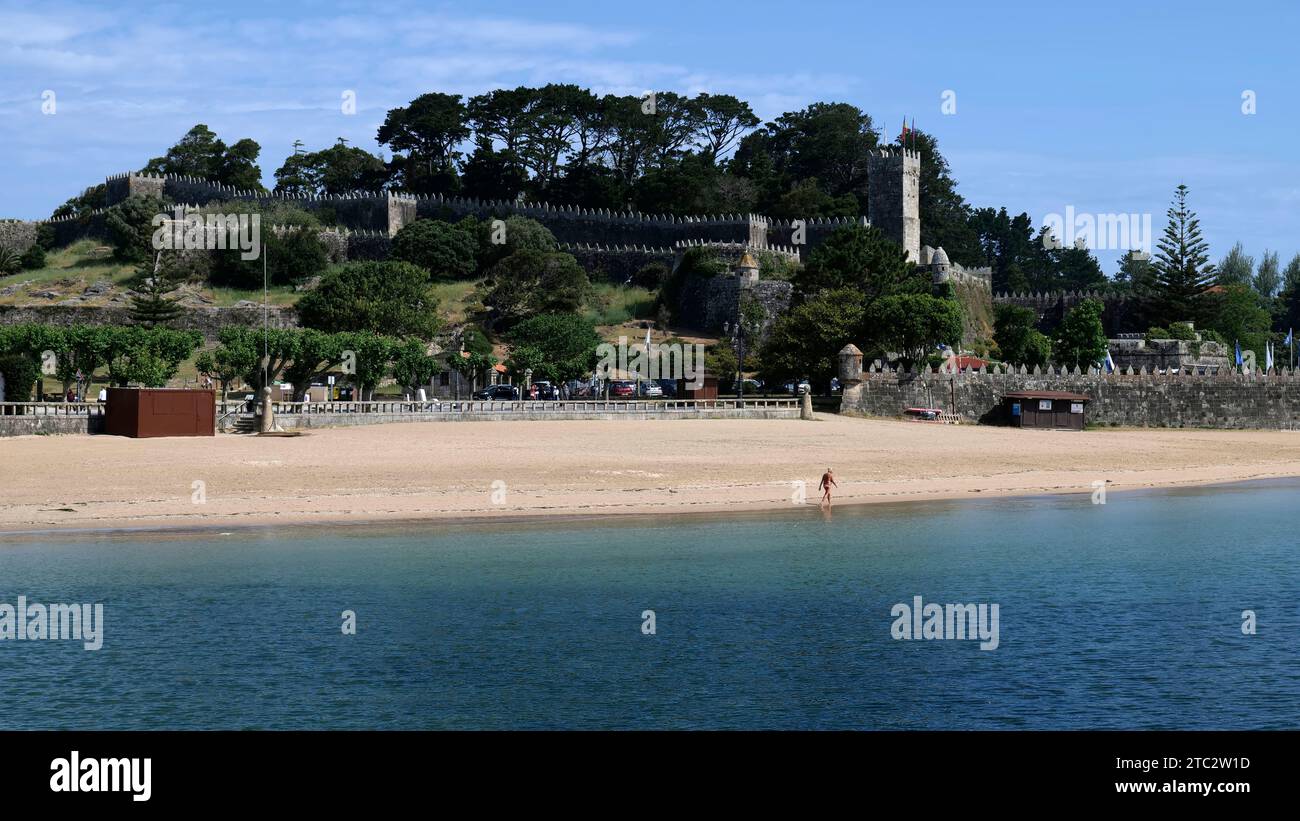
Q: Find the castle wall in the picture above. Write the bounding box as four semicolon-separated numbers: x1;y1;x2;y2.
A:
676;276;792;338
842;366;1300;429
994;290;1135;336
0;221;38;253
560;244;675;284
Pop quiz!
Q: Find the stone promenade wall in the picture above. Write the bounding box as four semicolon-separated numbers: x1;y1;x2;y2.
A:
842;365;1300;429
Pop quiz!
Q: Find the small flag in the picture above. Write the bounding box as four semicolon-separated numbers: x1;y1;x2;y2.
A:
911;117;916;149
1235;340;1243;366
1286;328;1294;346
1105;349;1116;373
1266;340;1274;371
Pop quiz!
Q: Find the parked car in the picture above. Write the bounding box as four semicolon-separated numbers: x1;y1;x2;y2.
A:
730;378;763;394
609;380;637;398
639;381;664;398
654;379;678;398
473;384;520;400
782;379;811;395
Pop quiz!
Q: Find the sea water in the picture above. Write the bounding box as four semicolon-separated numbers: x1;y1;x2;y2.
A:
1;480;1297;729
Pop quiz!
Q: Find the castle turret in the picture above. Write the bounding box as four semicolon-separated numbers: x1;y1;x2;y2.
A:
866;147;920;263
735;251;760;284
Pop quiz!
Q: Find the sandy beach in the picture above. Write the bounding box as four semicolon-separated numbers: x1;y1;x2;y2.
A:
3;414;1300;535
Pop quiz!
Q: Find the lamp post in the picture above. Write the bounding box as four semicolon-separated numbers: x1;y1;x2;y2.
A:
724;316;747;407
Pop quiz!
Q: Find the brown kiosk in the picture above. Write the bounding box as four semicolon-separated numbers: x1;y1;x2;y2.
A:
1002;390;1090;431
104;388;216;438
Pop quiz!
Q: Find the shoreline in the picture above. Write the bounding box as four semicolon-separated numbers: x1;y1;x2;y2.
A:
2;472;1298;542
4;415;1300;539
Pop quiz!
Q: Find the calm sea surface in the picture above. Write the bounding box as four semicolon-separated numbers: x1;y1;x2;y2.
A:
2;480;1298;729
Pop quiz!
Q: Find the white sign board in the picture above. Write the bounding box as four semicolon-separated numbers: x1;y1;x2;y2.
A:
1038;399;1053;411
1070;402;1084;414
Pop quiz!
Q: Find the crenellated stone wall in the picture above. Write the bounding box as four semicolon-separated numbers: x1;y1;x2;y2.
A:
560;243;676;284
993;290;1134;336
841;364;1300;429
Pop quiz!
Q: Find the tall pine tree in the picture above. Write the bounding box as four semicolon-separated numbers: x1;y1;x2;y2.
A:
129;254;184;328
1151;184;1215;327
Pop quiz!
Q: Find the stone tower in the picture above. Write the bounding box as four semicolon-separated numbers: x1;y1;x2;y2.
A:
866;148;920;263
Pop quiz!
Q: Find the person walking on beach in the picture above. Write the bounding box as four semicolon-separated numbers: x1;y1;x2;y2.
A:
819;468;837;507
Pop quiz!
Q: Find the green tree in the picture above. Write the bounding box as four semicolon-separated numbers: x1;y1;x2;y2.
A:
1202;284;1271;363
993;304;1052;367
460;138;528;201
195;331;258;405
472;215;557;272
759;288;866;386
0;353;39;401
106;195;167;263
102;326;202;387
1151;184;1215;327
864;293;964;367
796;224;922;304
1216;241;1254;287
211;226;329;289
1276;253;1300;336
479;250;589;330
1051;299;1108;370
338;331;397;400
505;313;602;382
1253;249;1281;299
273;140;390;196
390;218;478;279
142;124;264;190
129;259;185;328
19;244;46;270
391;339;442;395
296;261;442;338
377;93;469;194
694;93;759;161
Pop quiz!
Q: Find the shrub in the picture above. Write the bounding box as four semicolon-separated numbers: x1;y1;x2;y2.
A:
19;244;46;270
391;218;478;279
0;353;39;400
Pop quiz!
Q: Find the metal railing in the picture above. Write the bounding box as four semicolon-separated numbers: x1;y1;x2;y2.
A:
265;398;800;415
0;402;106;417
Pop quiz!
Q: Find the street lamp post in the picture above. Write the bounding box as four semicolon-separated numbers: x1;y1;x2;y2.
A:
725;314;747;407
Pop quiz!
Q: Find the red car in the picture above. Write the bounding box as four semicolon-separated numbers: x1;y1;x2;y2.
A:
609;380;637;398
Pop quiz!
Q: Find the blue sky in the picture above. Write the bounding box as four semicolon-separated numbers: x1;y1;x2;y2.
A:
1;0;1296;273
